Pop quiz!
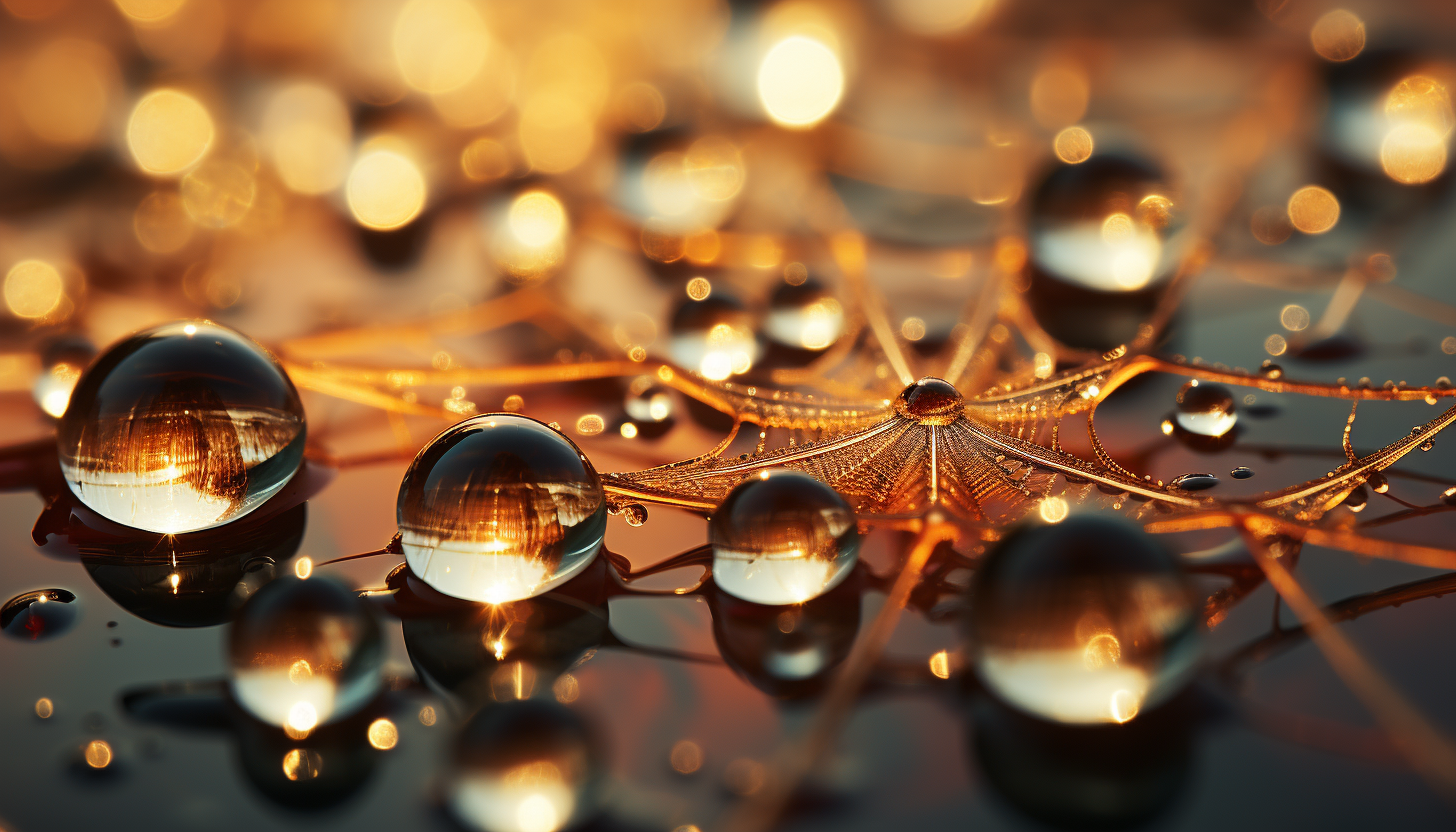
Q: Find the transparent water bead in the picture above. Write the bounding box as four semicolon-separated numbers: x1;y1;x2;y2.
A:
764;278;845;351
709;470;860;606
1174;381;1237;438
895;377;965;424
448;699;603;832
397;414;607;605
228;577;383;732
967;516;1200;725
1028;153;1185;293
57;321;306;534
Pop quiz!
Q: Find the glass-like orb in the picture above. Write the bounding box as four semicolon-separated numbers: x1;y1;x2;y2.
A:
397;414;607;605
228;577;384;732
764;278;845;352
668;293;761;381
967;516;1200;725
447;699;604;832
709;470;860;606
710;574;860;698
1174;381;1236;438
57;321;306;535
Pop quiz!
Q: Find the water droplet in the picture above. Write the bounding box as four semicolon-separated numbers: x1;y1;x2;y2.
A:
894;377;965;424
764;278;845;352
1368;471;1390;493
711;576;860;698
57;321;306;534
1;589;79;641
966;517;1201;724
447;700;603;832
624;379;674;425
1230;466;1254;479
709;470;860;606
397;414;606;604
668;294;760;381
32;334;95;419
1169;473;1218;491
621;504;648;527
1343;486;1369;512
1259;361;1283;380
1442;487;1456;506
228;577;383;731
1173;382;1237;438
1420;438;1435;452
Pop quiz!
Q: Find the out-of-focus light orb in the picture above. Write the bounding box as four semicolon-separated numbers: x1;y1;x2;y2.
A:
615;82;666;132
127;89;214;176
967;516;1201;725
229;577;384;731
518;93;594;174
17;39;115;149
765;278;845;351
683;137;746;202
113;0;187;22
1310;9;1365;63
1286;185;1339;234
462;138;513;182
4;260;64;319
397;414;607;605
1378;75;1453;185
84;740;113;769
368;718;399;750
346;148;426;231
182;158;257;229
885;0;998;36
757;35;844;129
1028;154;1184;293
1030;61;1089;128
57;321;306;534
508;192;567;249
709;470;860;606
1053;126;1094;164
262;83;352;195
32;336;94;419
133;191;194;254
669;294;761;381
392;0;491;95
448;700;603;832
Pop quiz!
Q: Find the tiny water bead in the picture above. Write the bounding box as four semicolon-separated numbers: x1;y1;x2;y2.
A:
57;321;306;534
1169;473;1218;491
967;516;1201;725
763;277;846;352
668;293;760;381
709;470;860;606
1231;467;1254;479
447;699;604;832
895;377;965;424
397;414;607;605
1173;381;1237;438
228;577;384;732
1;589;79;641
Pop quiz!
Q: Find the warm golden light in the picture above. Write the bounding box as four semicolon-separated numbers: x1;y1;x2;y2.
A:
181;158;256;229
1287;185;1339;234
346;148;427;230
392;0;491;95
900;317;927;341
294;557;313;579
282;748;322;781
84;740;112;769
1038;496;1069;524
262;83;352;195
1280;304;1310;332
367;717;399;750
462;137;512;182
127;89;214;176
686;277;712;301
1310;9;1365;62
575;414;605;436
885;0;998;36
419;705;437;726
683;137;745;202
1030;61;1089;128
17;39;114;149
518;93;594;174
1265;333;1287;356
928;650;952;679
287;701;319;735
4;260;64;319
509;191;567;248
113;0;186;22
1109;688;1141;723
133;191;194;254
757;35;845;129
34;698;54;719
670;739;704;774
1053;126;1094;163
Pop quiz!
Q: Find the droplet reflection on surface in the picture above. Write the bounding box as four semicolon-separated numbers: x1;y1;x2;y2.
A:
967;516;1200;724
1;589;79;641
397;414;606;604
709;470;859;606
228;578;384;731
57;321;306;534
448;699;603;832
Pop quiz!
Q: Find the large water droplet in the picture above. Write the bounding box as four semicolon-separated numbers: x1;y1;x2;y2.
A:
228;577;384;731
1174;382;1237;438
398;414;606;605
967;516;1201;725
668;294;761;381
57;321;306;534
709;470;860;606
447;699;603;832
764;277;845;352
895;377;965;424
1;588;79;641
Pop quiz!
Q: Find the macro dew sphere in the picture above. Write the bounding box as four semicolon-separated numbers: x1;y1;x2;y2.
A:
709;469;860;606
57;321;306;534
397;414;607;605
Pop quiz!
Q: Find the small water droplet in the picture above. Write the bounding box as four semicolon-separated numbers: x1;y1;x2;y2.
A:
623;503;648;527
1230;466;1254;479
1170;473;1219;491
1368;471;1389;493
1173;382;1237;438
1420;439;1435;452
1;589;79;641
1259;361;1283;380
1343;486;1369;512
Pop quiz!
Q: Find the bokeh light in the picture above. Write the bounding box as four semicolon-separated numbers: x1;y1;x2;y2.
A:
126;89;214;176
346;147;427;230
1310;9;1365;63
4;261;64;319
1053;126;1094;163
757;35;845;129
1287;185;1340;234
392;0;492;95
261;82;352;195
